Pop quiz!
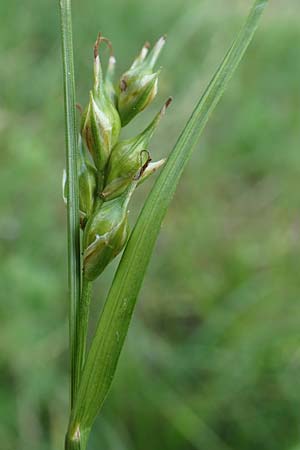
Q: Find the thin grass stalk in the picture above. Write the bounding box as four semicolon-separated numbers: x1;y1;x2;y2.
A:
58;0;81;409
76;279;92;378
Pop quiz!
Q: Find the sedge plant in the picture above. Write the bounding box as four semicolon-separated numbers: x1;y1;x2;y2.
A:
58;0;268;448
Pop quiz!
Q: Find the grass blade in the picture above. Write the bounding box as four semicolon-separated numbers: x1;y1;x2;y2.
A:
69;0;268;437
58;0;81;408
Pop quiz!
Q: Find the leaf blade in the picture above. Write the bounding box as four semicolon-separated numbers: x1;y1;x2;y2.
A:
70;0;268;434
58;0;81;408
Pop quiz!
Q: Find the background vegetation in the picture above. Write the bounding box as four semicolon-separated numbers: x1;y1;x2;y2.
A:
0;0;300;449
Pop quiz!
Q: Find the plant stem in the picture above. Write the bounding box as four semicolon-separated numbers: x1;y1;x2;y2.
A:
58;0;81;409
65;427;90;450
76;278;92;389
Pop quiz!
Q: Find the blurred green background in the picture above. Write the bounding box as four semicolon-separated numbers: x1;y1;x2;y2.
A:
1;0;300;449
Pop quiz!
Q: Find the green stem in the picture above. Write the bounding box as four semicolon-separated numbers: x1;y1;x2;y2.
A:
75;278;92;389
58;0;81;409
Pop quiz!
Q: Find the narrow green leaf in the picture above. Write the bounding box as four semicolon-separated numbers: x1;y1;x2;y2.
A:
69;0;268;436
58;0;81;408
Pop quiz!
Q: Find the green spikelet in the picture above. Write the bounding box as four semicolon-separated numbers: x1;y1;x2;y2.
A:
117;36;166;126
103;98;171;200
81;34;121;177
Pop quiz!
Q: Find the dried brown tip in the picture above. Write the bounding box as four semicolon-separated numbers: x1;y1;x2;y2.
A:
94;33;114;57
144;41;151;49
101;37;114;57
76;103;83;114
99;191;107;200
160;96;173;117
94;32;102;58
141;157;152;176
133;150;152;180
120;79;127;92
165;96;173;109
80;217;86;230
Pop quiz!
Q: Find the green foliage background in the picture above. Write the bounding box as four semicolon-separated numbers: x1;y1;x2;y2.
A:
0;1;300;449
